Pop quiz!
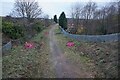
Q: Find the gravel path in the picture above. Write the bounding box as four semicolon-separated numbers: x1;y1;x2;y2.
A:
49;24;94;78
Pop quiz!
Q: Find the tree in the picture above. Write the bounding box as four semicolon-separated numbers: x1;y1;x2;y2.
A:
54;15;57;23
69;2;97;34
68;1;119;35
70;3;83;32
81;1;97;34
12;0;42;22
59;12;67;30
82;2;97;20
44;14;50;27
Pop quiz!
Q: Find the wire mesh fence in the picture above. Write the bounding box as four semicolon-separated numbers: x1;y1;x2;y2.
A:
60;27;120;42
2;41;12;54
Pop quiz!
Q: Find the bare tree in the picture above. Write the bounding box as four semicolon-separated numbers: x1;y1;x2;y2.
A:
69;1;119;35
43;14;50;27
70;3;83;32
82;2;97;22
93;1;119;34
81;1;97;34
12;0;42;22
105;2;119;33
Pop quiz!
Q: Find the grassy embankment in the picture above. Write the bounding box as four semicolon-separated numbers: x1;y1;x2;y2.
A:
2;27;55;78
54;26;97;77
54;26;118;78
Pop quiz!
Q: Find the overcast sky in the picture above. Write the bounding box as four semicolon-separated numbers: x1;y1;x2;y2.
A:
0;0;115;18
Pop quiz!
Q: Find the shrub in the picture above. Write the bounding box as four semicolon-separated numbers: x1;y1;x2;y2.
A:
2;21;24;39
67;27;77;34
76;27;86;34
33;22;44;32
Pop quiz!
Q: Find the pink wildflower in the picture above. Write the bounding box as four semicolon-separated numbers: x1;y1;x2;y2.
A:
44;32;49;35
24;42;34;49
66;41;75;47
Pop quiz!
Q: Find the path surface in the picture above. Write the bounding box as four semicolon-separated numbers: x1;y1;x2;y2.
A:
49;24;94;78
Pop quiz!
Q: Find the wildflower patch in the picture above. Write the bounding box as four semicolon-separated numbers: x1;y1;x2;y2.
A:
24;42;35;49
66;41;75;47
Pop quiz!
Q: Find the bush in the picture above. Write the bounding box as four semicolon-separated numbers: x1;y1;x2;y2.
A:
67;27;77;34
76;27;86;34
33;22;44;32
2;21;24;39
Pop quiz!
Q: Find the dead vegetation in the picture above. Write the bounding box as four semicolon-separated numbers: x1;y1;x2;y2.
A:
55;26;118;78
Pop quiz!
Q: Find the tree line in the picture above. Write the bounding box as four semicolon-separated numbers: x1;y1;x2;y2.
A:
2;0;50;40
70;1;119;35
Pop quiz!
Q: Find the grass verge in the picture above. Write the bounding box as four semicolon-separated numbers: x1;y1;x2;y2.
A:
54;26;97;77
2;28;55;78
54;26;118;78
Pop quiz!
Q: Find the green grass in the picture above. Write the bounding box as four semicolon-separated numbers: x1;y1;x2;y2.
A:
2;28;55;78
32;28;47;42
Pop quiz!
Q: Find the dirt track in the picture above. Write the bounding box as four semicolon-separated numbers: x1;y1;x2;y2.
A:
49;24;94;78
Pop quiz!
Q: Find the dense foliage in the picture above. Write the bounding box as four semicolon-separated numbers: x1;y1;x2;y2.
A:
2;21;24;39
59;12;67;30
33;22;44;32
